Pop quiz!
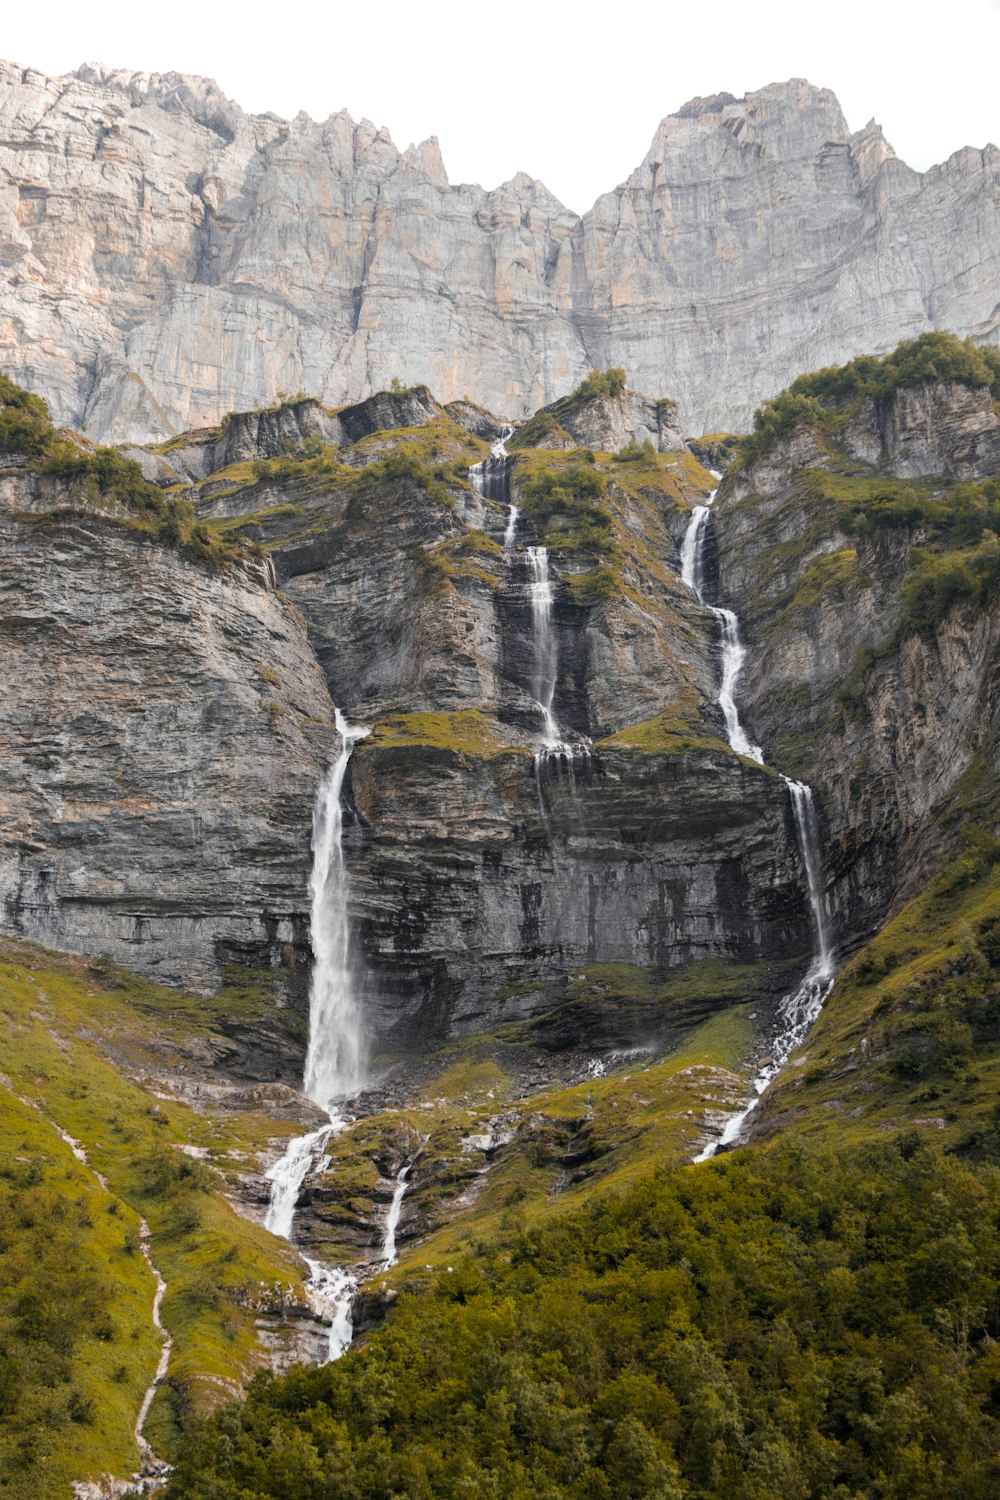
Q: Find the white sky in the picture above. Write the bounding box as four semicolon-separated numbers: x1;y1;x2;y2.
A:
5;0;1000;213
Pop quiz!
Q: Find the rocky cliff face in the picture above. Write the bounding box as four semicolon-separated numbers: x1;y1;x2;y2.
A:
0;456;338;991
713;374;1000;947
2;63;999;440
185;393;815;1048
4;359;996;1077
0;376;820;1062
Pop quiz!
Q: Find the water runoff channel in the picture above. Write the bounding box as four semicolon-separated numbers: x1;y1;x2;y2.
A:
477;440;835;1157
265;451;838;1359
681;481;835;1160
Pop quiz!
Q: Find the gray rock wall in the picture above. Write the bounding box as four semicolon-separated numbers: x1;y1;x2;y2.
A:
0;472;338;989
2;64;999;441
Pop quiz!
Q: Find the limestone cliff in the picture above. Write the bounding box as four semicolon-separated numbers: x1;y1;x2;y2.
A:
2;63;999;440
0;450;338;990
712;362;1000;949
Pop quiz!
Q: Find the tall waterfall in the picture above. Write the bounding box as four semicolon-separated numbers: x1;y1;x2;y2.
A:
527;545;562;749
303;708;371;1108
683;485;835;1160
263;706;371;1360
680;495;763;762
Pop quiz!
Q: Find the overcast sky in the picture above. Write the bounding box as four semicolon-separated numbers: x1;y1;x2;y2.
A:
5;0;999;213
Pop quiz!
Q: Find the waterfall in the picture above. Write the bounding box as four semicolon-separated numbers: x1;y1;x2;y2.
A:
683;484;835;1160
504;503;520;549
470;425;513;511
379;1165;411;1267
263;705;370;1361
302;1260;357;1362
527;545;562;749
680;495;763;763
303;707;371;1108
264;1124;334;1241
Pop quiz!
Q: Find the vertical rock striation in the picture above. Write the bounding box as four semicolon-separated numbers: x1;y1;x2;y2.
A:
1;64;999;439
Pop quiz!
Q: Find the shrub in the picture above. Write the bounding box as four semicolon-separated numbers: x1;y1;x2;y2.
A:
0;374;241;568
741;333;1000;468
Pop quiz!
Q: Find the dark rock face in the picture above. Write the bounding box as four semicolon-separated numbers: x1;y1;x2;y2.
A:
0;463;337;991
13;369;970;1062
349;743;809;1049
714;390;1000;949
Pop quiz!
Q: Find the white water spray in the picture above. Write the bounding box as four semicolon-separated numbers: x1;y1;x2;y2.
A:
680;496;763;762
263;706;370;1361
527;545;563;749
694;780;834;1160
380;1165;411;1267
504;503;520;549
303;708;371;1108
683;486;834;1159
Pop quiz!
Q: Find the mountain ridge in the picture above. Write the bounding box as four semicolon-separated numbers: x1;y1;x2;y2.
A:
2;64;999;442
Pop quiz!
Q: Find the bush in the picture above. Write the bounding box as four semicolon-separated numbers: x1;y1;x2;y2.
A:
166;1138;1000;1499
613;438;656;464
741;333;1000;468
0;374;240;568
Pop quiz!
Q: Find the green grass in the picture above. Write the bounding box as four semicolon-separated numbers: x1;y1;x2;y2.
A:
369;710;520;758
0;1091;160;1498
757;827;1000;1154
0;940;310;1488
596;705;728;757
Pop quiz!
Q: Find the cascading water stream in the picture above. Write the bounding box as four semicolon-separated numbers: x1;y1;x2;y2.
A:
680;493;763;763
504;503;520;549
682;488;835;1159
379;1165;411;1267
473;426;584;768
526;544;562;750
303;708;371;1107
263;706;371;1360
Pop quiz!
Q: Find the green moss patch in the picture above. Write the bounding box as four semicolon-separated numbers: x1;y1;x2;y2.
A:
370;710;515;758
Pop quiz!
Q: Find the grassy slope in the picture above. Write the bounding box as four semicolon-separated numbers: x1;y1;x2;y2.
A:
757;824;1000;1156
0;940;311;1494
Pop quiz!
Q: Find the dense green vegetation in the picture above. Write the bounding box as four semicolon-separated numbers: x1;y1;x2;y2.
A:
515;454;615;556
167;1136;1000;1500
0;374;242;568
782;466;1000;643
760;812;1000;1158
741;333;1000;467
0;940;308;1490
0;1093;159;1498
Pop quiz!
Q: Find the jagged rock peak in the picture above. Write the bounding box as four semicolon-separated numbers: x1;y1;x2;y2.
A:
2;59;999;443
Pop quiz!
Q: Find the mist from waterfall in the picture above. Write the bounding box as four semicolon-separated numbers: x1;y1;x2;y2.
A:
263;706;371;1361
303;708;371;1109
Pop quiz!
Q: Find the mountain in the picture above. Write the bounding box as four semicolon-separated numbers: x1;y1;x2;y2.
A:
1;335;999;1497
2;63;999;440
